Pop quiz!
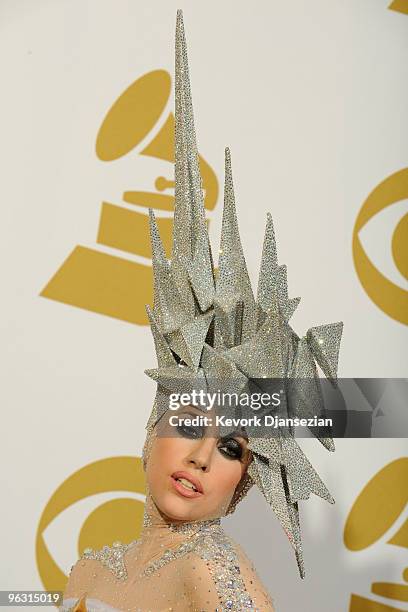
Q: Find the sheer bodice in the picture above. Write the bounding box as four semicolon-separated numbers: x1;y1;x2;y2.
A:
61;492;275;611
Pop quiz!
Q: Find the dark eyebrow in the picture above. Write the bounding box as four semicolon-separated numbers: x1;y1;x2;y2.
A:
220;429;248;442
176;408;249;443
179;404;208;416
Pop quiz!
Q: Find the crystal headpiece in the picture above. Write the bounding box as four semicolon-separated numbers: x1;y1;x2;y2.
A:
144;9;343;578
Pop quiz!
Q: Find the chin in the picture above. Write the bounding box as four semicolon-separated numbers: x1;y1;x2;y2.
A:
154;489;208;522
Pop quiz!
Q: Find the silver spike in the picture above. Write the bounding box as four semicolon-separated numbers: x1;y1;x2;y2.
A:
216;148;257;341
256;213;278;311
171;10;213;315
148;209;189;333
306;322;344;385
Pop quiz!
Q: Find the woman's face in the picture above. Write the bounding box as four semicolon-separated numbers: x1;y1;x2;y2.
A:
145;405;252;522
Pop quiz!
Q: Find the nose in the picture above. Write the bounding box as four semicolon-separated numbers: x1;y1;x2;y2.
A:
185;437;217;472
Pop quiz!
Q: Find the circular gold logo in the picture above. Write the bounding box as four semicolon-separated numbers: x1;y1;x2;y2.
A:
352;168;408;325
344;458;408;610
36;456;146;593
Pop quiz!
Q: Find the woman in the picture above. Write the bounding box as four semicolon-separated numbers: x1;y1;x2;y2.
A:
61;404;275;611
61;9;342;611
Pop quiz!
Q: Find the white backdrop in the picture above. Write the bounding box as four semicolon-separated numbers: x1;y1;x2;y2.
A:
1;1;407;610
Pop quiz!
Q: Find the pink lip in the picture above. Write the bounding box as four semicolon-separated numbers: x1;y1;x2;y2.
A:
171;471;204;498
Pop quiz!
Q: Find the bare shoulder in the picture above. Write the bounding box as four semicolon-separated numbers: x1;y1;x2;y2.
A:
63;556;101;600
63;540;138;599
182;527;275;611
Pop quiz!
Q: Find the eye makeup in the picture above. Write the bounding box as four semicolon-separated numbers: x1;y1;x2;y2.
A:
217;436;244;461
175;411;246;462
176;417;205;439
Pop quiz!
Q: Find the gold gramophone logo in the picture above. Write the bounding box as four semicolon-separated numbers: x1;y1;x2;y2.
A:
40;70;218;325
352;168;408;326
345;458;408;611
388;0;408;15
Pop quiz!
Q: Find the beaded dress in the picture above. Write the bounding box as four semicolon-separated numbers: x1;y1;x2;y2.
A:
60;481;275;612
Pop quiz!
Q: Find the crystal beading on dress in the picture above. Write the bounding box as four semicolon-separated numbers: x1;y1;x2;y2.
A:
61;438;275;611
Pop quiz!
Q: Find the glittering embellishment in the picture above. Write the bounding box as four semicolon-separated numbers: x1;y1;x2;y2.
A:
171;9;213;318
216;148;257;344
290;337;334;451
145;305;177;369
306;322;343;385
70;512;274;610
223;308;284;378
141;519;263;610
148;209;190;334
168;516;221;535
281;437;335;505
196;528;260;610
256;213;278;316
166;311;213;367
143;8;344;579
81;540;139;581
141;538;198;577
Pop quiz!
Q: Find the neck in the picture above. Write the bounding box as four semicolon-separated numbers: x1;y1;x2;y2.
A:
141;487;222;538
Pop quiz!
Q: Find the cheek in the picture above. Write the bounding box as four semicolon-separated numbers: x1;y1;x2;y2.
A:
210;456;244;499
146;437;185;488
147;438;168;473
